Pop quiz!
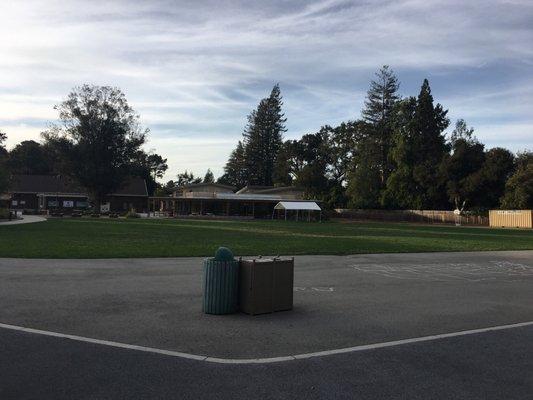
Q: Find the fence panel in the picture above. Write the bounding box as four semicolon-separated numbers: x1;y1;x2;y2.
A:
334;209;489;226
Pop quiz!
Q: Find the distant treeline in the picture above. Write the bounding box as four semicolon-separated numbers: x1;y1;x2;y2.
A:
215;66;532;211
1;68;532;211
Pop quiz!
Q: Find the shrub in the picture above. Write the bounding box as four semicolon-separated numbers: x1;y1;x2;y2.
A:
0;208;10;219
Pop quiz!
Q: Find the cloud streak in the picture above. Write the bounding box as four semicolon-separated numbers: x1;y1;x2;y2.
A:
0;0;532;178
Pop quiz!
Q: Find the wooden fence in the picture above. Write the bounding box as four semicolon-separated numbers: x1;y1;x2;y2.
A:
334;209;489;226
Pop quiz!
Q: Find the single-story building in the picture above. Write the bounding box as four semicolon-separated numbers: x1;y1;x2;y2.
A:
150;183;318;219
7;174;148;214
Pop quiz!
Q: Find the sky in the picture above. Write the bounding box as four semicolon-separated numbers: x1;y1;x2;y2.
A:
0;0;532;181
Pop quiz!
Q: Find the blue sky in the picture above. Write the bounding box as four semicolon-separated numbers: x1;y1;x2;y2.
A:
1;0;532;180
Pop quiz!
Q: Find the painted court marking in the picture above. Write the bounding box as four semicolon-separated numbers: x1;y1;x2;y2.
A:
351;260;533;282
1;321;532;365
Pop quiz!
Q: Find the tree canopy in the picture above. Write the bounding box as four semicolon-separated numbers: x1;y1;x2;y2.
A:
42;85;148;208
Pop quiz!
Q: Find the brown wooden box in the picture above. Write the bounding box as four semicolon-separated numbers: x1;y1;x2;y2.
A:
238;258;294;315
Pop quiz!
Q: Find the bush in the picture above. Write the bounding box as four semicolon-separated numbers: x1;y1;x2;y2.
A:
0;208;10;219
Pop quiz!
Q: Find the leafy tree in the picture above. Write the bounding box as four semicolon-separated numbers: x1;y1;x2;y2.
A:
146;153;168;180
472;148;515;208
383;80;450;209
501;152;533;209
272;141;293;186
218;141;247;188
129;150;168;196
450;119;475;144
176;170;201;186
7;140;55;175
439;120;485;210
293;130;331;199
243;84;286;186
42;85;147;210
277;123;361;207
203;168;215;183
154;180;176;197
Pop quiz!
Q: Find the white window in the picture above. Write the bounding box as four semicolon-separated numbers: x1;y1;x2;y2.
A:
63;200;74;208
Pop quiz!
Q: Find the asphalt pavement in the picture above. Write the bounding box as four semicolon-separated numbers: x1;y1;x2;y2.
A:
0;251;532;398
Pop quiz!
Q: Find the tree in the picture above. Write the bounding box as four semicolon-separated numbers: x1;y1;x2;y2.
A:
272;141;293;186
218;141;247;188
383;80;450;209
0;131;9;195
361;65;400;187
176;170;201;186
203;168;215;183
146;153;168;180
0;131;7;157
450;119;475;144
154;179;176;197
501;152;533;209
292;130;331;199
439;120;485;210
129;150;168;196
243;84;287;186
362;65;400;125
472;148;515;208
347;124;387;209
42;85;147;210
7;140;55;175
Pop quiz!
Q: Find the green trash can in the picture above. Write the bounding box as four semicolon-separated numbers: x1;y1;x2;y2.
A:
203;247;239;314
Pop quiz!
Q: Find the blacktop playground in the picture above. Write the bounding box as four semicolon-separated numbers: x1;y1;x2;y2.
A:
0;251;532;399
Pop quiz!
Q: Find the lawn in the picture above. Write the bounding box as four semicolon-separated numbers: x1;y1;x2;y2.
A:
0;218;533;258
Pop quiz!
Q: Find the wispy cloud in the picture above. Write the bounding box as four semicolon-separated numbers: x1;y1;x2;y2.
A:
0;0;532;178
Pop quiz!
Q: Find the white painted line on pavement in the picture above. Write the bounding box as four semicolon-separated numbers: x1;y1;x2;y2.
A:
1;320;532;365
0;322;207;362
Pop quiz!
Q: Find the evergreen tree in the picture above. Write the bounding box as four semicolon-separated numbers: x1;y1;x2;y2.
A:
203;168;215;183
218;141;247;188
348;66;400;208
348;122;391;208
362;65;400;125
383;80;450;209
0;131;8;195
243;84;286;186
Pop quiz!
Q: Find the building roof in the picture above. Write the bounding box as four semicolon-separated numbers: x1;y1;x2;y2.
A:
236;185;304;195
9;175;85;194
274;201;321;211
176;183;236;191
9;175;148;197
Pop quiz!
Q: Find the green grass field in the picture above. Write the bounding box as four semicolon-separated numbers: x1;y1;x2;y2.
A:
1;218;533;258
